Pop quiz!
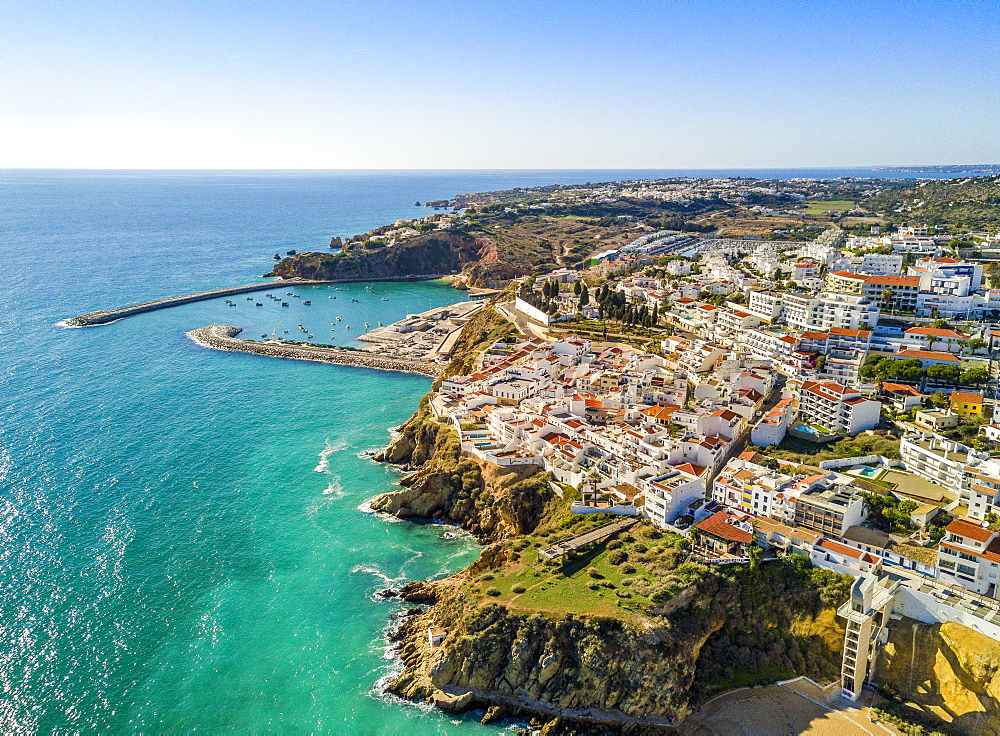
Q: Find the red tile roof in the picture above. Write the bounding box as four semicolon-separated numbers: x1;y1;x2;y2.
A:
951;391;984;404
673;462;707;478
896;349;962;363
697;511;753;543
829;327;871;338
905;327;966;338
945;518;996;544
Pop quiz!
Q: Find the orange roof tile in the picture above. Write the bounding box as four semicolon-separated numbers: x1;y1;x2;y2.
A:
697;511;753;543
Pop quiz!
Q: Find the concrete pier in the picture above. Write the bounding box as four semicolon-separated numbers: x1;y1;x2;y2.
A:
188;324;443;378
63;271;457;327
62;280;323;327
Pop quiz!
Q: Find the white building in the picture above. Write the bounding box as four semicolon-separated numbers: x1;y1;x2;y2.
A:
936;519;1000;598
797;379;881;436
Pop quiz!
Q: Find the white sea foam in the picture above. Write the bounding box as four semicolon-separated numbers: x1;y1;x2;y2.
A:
357;498;404;522
322;480;345;498
349;563;408;590
314;438;348;473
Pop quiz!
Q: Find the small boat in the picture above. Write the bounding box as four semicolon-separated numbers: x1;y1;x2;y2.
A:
246;296;253;300
286;250;296;255
365;322;370;328
307;334;313;338
345;325;350;329
261;334;267;338
281;302;289;307
302;300;311;305
286;292;293;295
255;303;262;307
381;297;388;301
273;253;280;260
336;317;341;321
378;321;383;326
350;298;359;302
284;330;289;333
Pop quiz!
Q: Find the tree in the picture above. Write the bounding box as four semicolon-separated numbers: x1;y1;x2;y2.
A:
890;358;925;383
960;365;990;385
927;391;951;409
578;284;590;309
573;280;583;296
881;287;894;311
966;338;987;353
926;363;961;384
987;263;1000;289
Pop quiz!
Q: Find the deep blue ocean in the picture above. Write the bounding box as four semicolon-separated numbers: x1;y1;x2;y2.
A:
0;168;964;733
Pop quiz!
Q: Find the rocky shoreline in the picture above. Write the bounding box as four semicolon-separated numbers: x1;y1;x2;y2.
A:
187;324;443;377
366;389;848;734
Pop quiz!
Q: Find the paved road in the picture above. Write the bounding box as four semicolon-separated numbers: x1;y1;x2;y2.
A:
497;301;551;341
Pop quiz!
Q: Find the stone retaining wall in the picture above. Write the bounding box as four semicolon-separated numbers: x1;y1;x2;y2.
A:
187;324;442;378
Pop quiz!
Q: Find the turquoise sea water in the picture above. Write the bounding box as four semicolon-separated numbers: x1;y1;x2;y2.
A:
0;168;967;733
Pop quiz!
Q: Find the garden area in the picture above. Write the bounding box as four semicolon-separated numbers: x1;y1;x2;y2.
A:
462;516;694;624
749;433;901;468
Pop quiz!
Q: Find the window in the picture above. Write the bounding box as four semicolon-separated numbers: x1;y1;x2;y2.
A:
957;563;977;577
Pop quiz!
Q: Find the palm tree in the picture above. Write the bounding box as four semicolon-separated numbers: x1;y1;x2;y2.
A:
881;287;895;313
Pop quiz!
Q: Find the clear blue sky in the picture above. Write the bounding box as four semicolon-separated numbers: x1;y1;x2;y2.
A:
1;0;997;168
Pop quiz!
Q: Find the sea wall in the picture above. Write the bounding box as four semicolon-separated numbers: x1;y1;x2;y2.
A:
187;324;442;377
65;281;297;326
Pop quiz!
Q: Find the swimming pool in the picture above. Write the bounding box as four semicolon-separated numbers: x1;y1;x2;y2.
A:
793;423;824;435
857;467;880;478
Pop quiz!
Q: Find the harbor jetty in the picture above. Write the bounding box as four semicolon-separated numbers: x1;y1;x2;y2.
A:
188;324;443;378
62;280;316;327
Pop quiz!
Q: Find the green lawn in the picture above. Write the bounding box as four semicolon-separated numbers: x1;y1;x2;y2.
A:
463;522;690;624
801;200;855;215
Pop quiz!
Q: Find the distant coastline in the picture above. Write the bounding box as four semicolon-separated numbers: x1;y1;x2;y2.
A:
873;164;1000;174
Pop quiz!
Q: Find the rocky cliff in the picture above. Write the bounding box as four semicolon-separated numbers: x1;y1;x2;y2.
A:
386;543;848;731
875;618;1000;733
267;231;530;288
371;402;551;542
372;401;849;729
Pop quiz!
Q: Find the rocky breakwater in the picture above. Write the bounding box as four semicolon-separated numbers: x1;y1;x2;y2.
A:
187;324;442;377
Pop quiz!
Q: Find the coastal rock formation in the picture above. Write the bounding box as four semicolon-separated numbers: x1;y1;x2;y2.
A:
268;232;526;288
371;402;550;541
386;557;847;730
874;619;1000;732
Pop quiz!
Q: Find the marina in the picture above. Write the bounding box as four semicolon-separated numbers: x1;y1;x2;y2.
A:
356;300;485;361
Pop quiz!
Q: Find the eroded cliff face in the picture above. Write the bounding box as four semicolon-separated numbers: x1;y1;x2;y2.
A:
386;556;846;730
392;579;712;724
266;232;529;287
371;403;550;542
875;619;1000;733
